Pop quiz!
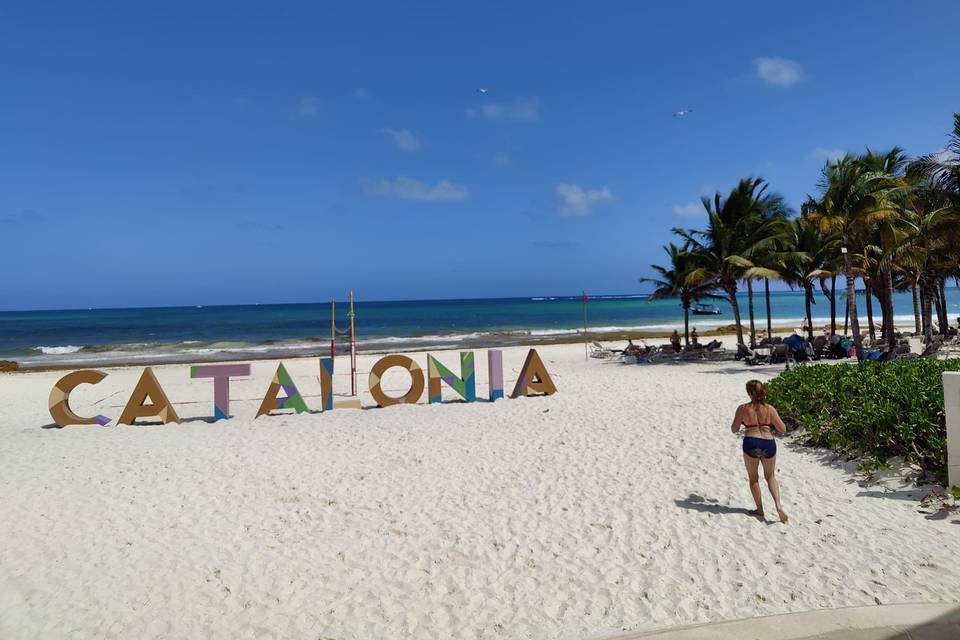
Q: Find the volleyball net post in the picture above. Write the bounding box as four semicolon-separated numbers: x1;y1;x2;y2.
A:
330;292;359;398
349;291;357;397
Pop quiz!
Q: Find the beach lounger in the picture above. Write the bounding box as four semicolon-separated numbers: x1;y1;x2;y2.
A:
769;344;791;364
811;335;828;359
590;342;618;359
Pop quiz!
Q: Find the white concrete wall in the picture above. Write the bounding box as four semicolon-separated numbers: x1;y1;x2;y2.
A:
944;372;960;488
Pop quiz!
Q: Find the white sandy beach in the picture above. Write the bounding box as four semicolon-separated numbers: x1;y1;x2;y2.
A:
1;343;958;639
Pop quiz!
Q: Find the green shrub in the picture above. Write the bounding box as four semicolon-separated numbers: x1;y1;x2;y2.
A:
765;359;960;481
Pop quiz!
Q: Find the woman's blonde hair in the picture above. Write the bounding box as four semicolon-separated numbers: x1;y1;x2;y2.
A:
746;379;767;405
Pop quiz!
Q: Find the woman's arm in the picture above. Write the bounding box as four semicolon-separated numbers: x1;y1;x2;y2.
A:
730;405;742;434
770;406;787;435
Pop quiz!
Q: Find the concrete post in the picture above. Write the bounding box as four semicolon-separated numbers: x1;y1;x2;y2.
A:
944;372;960;488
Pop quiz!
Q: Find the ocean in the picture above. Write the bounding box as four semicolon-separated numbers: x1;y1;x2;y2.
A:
2;289;956;368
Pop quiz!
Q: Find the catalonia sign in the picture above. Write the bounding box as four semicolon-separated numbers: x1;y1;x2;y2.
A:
48;349;556;427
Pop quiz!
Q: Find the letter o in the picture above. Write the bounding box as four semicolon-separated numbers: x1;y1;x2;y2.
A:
368;355;424;407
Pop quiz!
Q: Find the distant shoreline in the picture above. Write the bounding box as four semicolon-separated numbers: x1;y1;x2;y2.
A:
3;322;919;372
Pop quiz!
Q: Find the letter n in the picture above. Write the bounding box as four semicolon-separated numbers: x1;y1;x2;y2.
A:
427;352;476;403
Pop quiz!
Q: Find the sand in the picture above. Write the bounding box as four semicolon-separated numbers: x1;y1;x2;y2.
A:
1;343;958;639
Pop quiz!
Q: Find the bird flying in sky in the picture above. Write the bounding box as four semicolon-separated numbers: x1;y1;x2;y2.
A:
673;108;693;118
478;88;489;94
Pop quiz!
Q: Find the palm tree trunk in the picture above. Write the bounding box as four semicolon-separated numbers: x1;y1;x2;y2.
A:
747;279;757;348
938;278;949;337
683;301;690;346
883;265;895;350
912;279;921;334
934;278;947;337
843;245;863;359
830;275;837;334
864;278;876;343
920;277;934;343
764;278;773;340
941;278;951;336
727;285;745;346
803;283;814;341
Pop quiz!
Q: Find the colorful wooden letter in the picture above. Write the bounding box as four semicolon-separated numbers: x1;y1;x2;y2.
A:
427;352;476;403
319;357;335;411
190;363;250;421
256;363;309;417
487;349;504;401
118;367;181;425
369;354;424;407
48;370;112;427
319;358;362;410
510;349;557;398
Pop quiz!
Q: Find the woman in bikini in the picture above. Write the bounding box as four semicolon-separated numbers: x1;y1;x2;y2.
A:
730;380;789;522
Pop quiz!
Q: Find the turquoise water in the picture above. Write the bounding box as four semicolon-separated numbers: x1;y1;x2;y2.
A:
1;289;956;368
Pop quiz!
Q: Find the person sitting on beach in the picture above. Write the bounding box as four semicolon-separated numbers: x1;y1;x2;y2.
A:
623;339;651;358
730;380;789;523
690;327;699;345
622;339;638;356
670;330;682;353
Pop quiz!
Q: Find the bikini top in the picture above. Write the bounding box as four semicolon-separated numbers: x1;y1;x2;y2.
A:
743;403;772;430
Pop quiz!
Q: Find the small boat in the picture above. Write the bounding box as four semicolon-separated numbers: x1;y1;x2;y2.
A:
691;303;722;315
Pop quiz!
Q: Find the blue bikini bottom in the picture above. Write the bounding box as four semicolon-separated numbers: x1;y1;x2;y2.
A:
743;436;777;459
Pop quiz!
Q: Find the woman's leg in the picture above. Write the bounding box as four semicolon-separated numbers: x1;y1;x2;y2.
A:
742;453;763;515
761;455;788;522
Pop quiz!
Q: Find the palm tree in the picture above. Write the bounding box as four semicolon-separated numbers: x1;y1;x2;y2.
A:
858;148;908;348
910;113;960;205
641;243;719;346
803;156;897;358
779;218;838;340
887;178;960;342
675;178;790;347
742;192;793;347
907;113;960;338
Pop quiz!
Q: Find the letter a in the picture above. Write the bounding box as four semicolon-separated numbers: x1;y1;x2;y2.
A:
256;363;309;417
118;368;181;425
510;349;557;398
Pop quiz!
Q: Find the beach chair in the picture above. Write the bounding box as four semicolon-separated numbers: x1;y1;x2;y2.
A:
769;344;791;364
703;341;730;361
590;342;618;359
811;335;828;359
621;346;658;364
919;341;943;359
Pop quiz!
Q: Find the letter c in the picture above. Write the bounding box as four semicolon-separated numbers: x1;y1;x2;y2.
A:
48;370;112;427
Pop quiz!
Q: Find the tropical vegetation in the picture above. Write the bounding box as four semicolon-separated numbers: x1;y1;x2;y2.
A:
766;358;960;482
645;112;960;352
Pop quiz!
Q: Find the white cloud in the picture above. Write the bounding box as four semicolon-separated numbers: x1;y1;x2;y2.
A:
361;177;470;202
812;147;845;162
466;98;540;122
556;183;614;216
493;151;512;166
380;128;422;151
754;57;804;87
298;96;320;117
672;202;703;217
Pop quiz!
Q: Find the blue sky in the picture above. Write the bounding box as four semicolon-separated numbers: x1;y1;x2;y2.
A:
2;1;959;310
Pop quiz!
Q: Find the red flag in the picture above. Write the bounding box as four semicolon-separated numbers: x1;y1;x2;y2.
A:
583;291;588;305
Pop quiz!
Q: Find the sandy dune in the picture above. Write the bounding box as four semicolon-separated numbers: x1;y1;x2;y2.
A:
1;343;958;639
